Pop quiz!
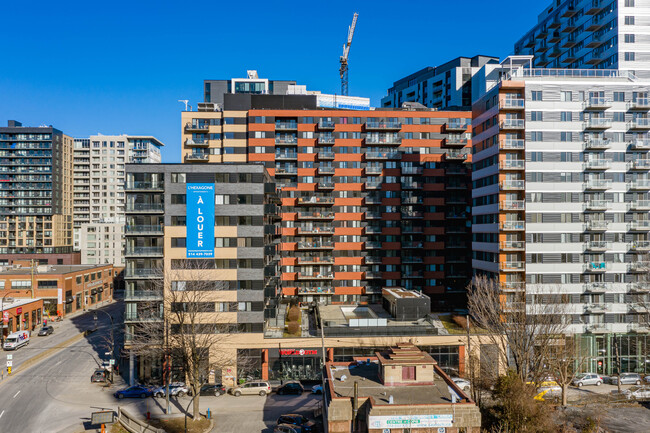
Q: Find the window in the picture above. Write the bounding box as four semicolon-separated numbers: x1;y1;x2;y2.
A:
625;52;636;61
560;91;572;102
531;91;542;101
402;366;416;380
625;34;636;43
614;92;625;102
560;111;572;122
626;0;635;6
215;195;230;205
561;132;573;142
530;132;544;141
530;111;543;121
625;16;635;25
171;216;186;226
171;173;186;183
171;238;186;248
171;194;186;205
613;112;626;122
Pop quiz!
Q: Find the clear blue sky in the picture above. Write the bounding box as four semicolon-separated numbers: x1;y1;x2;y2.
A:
0;0;549;162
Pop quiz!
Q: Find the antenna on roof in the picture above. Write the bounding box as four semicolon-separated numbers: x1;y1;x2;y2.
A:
178;100;191;111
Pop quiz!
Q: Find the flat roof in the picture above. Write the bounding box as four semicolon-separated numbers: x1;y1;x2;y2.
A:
0;264;111;276
0;297;43;312
328;362;456;406
382;288;428;299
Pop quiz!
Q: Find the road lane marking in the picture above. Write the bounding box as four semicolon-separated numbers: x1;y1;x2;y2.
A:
0;410;4;418
13;390;20;398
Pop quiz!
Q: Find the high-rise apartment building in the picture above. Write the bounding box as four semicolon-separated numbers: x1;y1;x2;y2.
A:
182;94;474;308
471;56;650;374
73;134;163;266
0;120;74;264
514;0;650;77
381;56;500;109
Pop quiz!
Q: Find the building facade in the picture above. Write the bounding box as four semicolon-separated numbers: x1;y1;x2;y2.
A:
182;95;474;308
0;298;44;338
0;120;74;264
73;134;163;266
514;0;650;77
471;57;650;374
381;56;499;109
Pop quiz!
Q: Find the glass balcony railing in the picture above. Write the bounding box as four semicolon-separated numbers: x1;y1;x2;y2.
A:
583;159;611;170
500;221;525;231
630;240;650;251
125;246;164;256
500;119;525;129
584;118;612;129
628;99;650;110
583;97;612;109
125;225;164;234
629;220;650;231
585;262;609;272
500;180;525;190
501;261;525;271
366;120;402;130
499;139;525;149
584;138;611;150
499;160;525;170
125;203;164;212
629;180;650;190
125;181;164;190
584;241;609;250
499;99;525;109
583;179;612;189
584;200;610;211
628;118;650;129
500;200;525;211
124;268;159;278
318;120;335;129
585;220;609;230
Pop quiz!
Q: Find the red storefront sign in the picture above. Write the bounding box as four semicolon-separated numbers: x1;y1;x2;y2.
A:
16;307;22;315
279;349;318;356
2;311;8;323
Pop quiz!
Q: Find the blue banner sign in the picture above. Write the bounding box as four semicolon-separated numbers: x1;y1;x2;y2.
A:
186;183;215;258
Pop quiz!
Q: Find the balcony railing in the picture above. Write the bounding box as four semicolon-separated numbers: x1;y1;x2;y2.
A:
583;159;611;170
124;312;163;322
275;167;298;175
125;181;164;190
500;99;525;109
630;240;650;251
275;152;297;160
499;160;525;170
297;211;334;219
630;200;650;211
125;268;159;278
318;152;335;159
629;262;650;273
499;139;525;149
275;137;298;145
501;261;525;272
585;303;608;313
318;181;335;189
583;179;612;190
445;136;468;146
275;122;298;130
630;140;650;151
318;136;335;144
584;282;609;293
584;200;610;211
126;203;164;213
630;220;650;231
366;151;400;160
500;220;525;231
297;272;334;280
629;180;650;190
583;97;612;110
184;138;209;147
500;200;525;211
585;220;609;231
297;256;334;265
365;271;382;279
445;150;469;160
501;240;525;250
628;99;650;110
501;281;525;291
125;225;164;235
366;120;402;130
584;138;611;150
365;166;383;175
446;120;470;130
125;246;164;256
500;119;525;129
500;180;524;190
125;290;164;301
297;197;334;205
628;118;650;130
584;241;610;251
184;122;209;132
365;241;382;249
317;166;335;175
364;256;382;264
583;118;612;129
297;287;334;295
365;135;402;145
584;262;609;272
630;159;650;170
184;153;210;162
297;241;334;250
318;120;335;129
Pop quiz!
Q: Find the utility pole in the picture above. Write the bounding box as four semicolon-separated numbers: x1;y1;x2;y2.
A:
30;259;35;299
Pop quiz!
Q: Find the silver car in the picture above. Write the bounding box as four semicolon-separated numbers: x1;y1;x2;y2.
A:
623;385;650;400
451;377;471;392
611;373;642;385
572;373;603;387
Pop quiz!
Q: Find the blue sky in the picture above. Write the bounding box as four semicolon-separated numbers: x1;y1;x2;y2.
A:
0;0;549;162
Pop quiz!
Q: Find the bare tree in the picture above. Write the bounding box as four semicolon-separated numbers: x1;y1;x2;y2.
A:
129;260;240;421
467;275;569;385
546;335;588;406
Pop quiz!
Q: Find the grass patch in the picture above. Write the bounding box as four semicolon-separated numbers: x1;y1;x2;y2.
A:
438;314;469;335
150;416;211;433
109;423;129;433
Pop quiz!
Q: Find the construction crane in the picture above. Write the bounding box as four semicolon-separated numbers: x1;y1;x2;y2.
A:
339;12;358;96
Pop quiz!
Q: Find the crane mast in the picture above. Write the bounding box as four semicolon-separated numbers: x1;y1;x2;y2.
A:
339;13;358;96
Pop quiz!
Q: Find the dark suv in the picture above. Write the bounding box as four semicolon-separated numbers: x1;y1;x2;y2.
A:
276;382;304;395
277;414;318;433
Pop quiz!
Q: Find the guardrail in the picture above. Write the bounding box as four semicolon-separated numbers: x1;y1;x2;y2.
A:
118;407;165;433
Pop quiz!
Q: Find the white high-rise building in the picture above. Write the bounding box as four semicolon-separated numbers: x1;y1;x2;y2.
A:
73;134;163;265
515;0;650;78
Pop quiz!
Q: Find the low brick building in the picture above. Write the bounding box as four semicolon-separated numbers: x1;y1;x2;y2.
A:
0;264;115;317
324;343;481;433
1;297;44;338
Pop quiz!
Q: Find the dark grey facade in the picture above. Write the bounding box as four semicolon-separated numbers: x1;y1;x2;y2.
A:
204;78;297;106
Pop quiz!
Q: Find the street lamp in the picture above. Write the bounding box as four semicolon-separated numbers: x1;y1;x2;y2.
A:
93;309;116;381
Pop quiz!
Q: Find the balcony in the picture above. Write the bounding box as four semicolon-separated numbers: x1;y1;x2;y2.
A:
275;167;298;176
275;122;298;131
499;119;525;130
297;241;334;250
297;211;334;220
629;180;650;190
499;160;525;170
584;118;612;129
364;196;382;204
124;312;163;322
401;211;423;219
501;240;525;251
628;119;650;130
583;97;612;110
401;241;423;249
630;140;650;151
125;181;164;191
584;200;610;211
125;225;164;235
318;181;335;190
365;211;382;219
584;282;610;293
629;283;650;292
445;150;469;161
184;138;209;147
365;182;382;189
275;137;298;145
629;262;650;273
586;323;611;334
365;271;382;279
585;303;608;314
297;196;334;205
500;200;525;211
364;226;382;234
501;281;525;291
125;268;159;278
297;256;334;265
630;160;650;171
318;152;335;160
629;200;650;211
628;323;650;333
501;261;525;272
184;153;210;162
125;246;164;257
499;139;525;150
366;120;402;130
184;123;209;133
317;166;335;175
365;241;382;249
296;272;334;280
125;290;164;301
500;180;525;190
584;262;609;272
445;120;469;131
297;226;334;235
365;135;402;145
366;151;400;160
628;99;650;110
275;152;297;160
500;220;525;231
499;98;525;110
318;136;335;145
630;241;650;252
365;166;383;175
445;136;468;147
584;241;610;251
584;138;611;150
586;0;605;15
583;159;611;170
585;220;609;231
630;220;650;231
364;256;382;264
297;287;334;295
318;120;335;130
125;203;164;213
583;179;612;190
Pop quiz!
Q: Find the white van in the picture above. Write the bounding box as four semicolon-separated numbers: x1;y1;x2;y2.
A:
3;331;30;351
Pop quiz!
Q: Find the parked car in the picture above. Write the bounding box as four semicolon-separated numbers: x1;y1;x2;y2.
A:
153;382;190;398
230;381;272;397
611;373;642;385
276;381;304;395
3;331;30;351
451;377;471;392
101;360;112;372
38;326;54;336
572;373;603;387
91;368;109;383
277;414;318;432
198;384;226;396
274;424;303;433
622;385;650;400
114;385;153;399
311;385;323;394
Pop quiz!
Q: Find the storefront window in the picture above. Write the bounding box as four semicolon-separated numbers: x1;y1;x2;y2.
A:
237;349;262;383
268;348;323;382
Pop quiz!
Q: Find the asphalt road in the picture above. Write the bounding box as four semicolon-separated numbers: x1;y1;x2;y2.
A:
0;301;125;432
